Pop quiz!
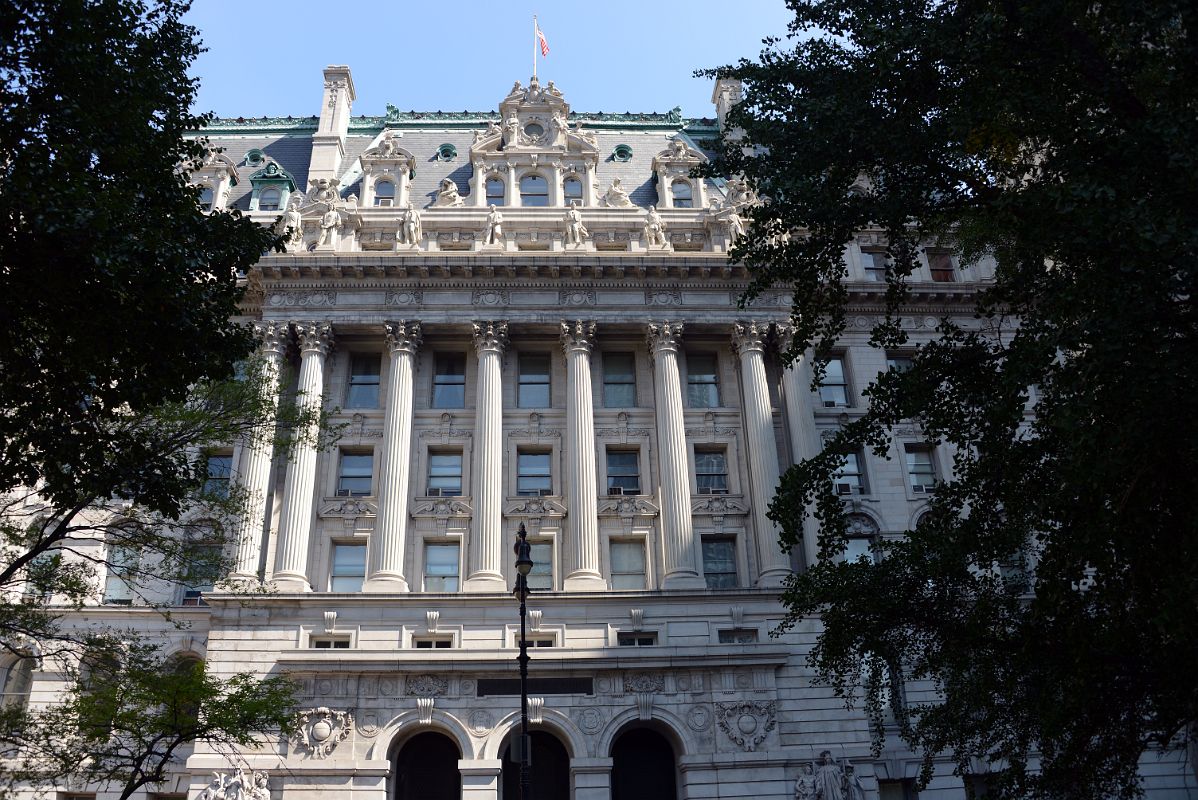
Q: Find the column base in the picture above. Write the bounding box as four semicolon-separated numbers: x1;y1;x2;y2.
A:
362;574;411;593
270;573;312;593
226;573;264;591
463;573;508;593
563;572;608;592
661;572;708;590
756;568;792;589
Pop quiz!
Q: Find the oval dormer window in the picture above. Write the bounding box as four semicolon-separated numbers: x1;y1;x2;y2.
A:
524;122;544;138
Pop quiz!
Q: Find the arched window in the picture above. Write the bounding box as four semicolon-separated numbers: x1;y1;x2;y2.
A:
520;174;549;207
563;177;583;204
198;186;214;212
486;177;505;206
258;188;281;211
0;656;33;710
374;180;395;207
671;179;693;209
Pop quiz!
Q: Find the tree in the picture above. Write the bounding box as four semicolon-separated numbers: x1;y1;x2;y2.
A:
702;1;1198;798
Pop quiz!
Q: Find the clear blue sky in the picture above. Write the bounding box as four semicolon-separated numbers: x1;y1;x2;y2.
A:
185;0;796;119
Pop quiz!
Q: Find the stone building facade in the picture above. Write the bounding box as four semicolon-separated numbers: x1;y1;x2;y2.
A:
5;66;1194;800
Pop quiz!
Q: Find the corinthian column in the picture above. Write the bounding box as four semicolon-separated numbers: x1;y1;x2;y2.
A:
779;325;822;570
561;321;605;591
464;321;508;592
733;322;792;586
273;321;333;592
230;321;286;583
364;321;421;593
646;322;706;589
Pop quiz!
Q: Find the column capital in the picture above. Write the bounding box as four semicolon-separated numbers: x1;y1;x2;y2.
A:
293;321;334;356
251;320;287;357
384;321;422;355
472;320;509;355
646;321;683;356
560;320;596;354
731;321;768;355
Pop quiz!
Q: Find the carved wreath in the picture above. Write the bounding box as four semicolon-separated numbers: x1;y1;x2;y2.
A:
291;707;353;759
406;674;448;696
715;701;776;752
623;672;664;693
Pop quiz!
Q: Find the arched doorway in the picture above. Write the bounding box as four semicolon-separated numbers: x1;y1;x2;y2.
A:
394;731;460;800
611;726;677;800
501;729;570;800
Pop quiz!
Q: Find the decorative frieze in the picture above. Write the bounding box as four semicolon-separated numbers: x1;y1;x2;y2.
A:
406;674;448;697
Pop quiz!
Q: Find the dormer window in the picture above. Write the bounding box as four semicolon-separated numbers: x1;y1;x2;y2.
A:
198;186;214;212
520;174;549;207
563;177;583;204
486;177;505;206
671;179;693;209
374;180;395;207
613;144;633;162
436;143;457;162
259;188;280;212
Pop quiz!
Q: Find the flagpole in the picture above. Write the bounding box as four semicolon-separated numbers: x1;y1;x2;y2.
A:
533;15;538;80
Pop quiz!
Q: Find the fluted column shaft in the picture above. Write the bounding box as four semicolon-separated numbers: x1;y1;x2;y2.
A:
273;322;333;591
780;330;822;570
465;321;509;592
365;322;421;592
231;322;286;581
562;321;605;590
733;322;792;586
647;322;706;589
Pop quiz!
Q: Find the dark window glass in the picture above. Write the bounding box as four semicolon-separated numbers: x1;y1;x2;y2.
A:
204;454;232;497
347;354;381;408
617;633;657;646
686;353;719;407
819;357;849;407
563;177;583;203
520;174;549;206
518;353;551;408
181;543;220;606
427;453;463;495
702;537;737;588
671;179;693;208
695;449;728;493
330;543;366;592
606;451;640;494
258;188;280;211
374;180;395;207
603;352;636;407
862;250;888;281
338;453;373;496
432;354;466;408
928;251;955;282
517;452;552;496
486;177;505;206
905;445;937;492
198;186;214;211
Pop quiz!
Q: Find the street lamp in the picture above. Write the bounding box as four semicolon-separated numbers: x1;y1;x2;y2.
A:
513;522;534;800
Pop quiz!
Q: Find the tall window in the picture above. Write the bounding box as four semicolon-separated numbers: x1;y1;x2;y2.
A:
181;543;220;606
258;188;280;211
905;445;937;493
0;657;33;710
695;448;728;494
686;353;719;408
103;547;137;605
563;177;583;204
432;354;466;408
423;542;460;591
609;541;646;590
337;453;373;496
517;451;552;496
819;357;849;407
347;354;381;408
518;353;551;408
702;536;737;588
198;186;214;212
605;450;641;495
330;543;366;592
374;180;395;207
927;251;955;282
671;179;693;208
203;454;232;498
844;535;876;563
486;177;505;206
519;174;549;206
862;250;888;281
528;542;553;590
427;453;463;496
834;452;866;495
603;352;636;407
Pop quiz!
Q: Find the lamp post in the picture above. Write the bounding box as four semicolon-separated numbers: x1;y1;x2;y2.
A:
513;522;534;800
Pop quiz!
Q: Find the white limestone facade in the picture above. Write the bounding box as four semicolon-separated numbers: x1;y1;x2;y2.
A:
7;67;1196;800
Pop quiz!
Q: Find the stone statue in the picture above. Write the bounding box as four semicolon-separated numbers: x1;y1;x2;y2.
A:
317;203;341;246
483;204;504;245
604;177;634;208
376;130;400;157
564;202;588;246
643;205;667;247
345;193;358;209
398;201;422;245
670;138;689;158
475;119;500;143
813;751;846;800
550;110;568;143
502;112;520;149
725;209;745;245
573;120;597;148
433;178;464;207
199;770;269;800
545;80;563;97
844;765;866;800
282;196;303;249
794;763;817;800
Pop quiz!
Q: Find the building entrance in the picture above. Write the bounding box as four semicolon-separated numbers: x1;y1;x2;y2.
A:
611;727;677;800
394;731;460;800
501;729;570;800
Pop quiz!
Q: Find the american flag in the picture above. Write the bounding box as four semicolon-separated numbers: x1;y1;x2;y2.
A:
536;23;550;57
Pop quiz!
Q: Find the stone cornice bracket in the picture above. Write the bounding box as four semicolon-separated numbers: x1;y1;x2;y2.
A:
472;321;509;355
731;321;767;355
384;321;422;355
560;320;596;354
252;320;288;356
293;321;334;356
646;321;683;363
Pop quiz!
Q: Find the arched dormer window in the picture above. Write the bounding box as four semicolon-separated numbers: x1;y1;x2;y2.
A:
198;186;214;212
0;656;33;710
671;179;693;209
520;174;549;207
563;177;583;204
258;187;281;212
374;180;395;207
486;177;506;206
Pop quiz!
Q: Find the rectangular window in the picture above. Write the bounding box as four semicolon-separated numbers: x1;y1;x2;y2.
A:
702;536;737;589
423;542;460;592
337;452;373;496
862;249;889;281
310;637;350;649
717;629;758;644
181;543;220;606
527;541;553;590
517;451;552;496
886;354;914;372
834;452;867;495
819;357;849;407
617;633;657;647
427;452;463;496
609;540;646;590
878;780;919;800
413;637;453;649
527;635;556;648
518;353;551;408
605;450;640;495
330;543;366;592
602;352;636;407
346;353;381;408
432;354;466;409
686;353;720;408
928;251;955;282
905;444;938;493
844;536;875;563
695;449;728;494
203;454;233;498
103;547;137;605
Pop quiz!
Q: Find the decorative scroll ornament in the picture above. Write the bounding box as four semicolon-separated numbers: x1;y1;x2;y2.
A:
199;770;271;800
291;707;353;759
623;672;664;693
406;674;448;696
715;700;776;752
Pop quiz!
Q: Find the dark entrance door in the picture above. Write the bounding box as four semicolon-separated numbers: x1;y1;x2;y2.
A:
611;727;677;800
395;732;460;800
501;730;570;800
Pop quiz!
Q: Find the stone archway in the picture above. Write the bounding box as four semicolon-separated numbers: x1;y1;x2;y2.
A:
394;731;461;800
501;729;570;800
611;726;678;800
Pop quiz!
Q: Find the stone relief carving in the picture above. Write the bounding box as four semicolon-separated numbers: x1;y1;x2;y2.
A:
317;203;341;246
528;697;545;724
643;206;669;248
472;289;510;307
559;289;595;306
597;496;659;517
433;178;465;207
410;498;472;518
267;291;336;307
690;495;749;516
794;752;862;800
846;513;880;537
645;289;681;306
577;707;604;735
623;672;664;693
406;674;448;696
199;770;270;800
319;498;377;518
468;709;493;734
385;289;424;306
603;178;634;208
357;711;380;738
291;707;353;759
687;704;713;732
715;700;776;752
417;697;435;725
505;497;566;517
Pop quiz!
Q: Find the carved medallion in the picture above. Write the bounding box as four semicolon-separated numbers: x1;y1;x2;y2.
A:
357;712;380;738
578;707;604;735
468;709;493;735
385;290;424;306
623;672;664;693
715;701;776;752
291;707;353;759
687;705;713;732
406;674;448;696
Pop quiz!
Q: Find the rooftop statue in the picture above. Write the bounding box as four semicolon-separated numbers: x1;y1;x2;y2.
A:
604;177;634;208
433;178;464;207
644;205;667;247
564;202;589;246
483;205;504;245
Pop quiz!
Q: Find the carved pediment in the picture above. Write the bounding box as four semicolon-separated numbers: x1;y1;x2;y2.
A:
597;496;659;518
470;77;597;161
411;498;473;518
652;138;707;171
505;496;567;518
690;494;749;516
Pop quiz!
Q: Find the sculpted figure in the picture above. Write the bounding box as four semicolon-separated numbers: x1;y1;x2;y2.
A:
550;110;568;142
434;178;464;207
604;177;634;208
545;80;563;97
725;209;745;245
670;138;688;158
398;201;422;245
376;130;399;157
282;196;303;249
573;120;597;147
564;202;588;245
794;763;816;800
317;203;341;246
249;772;270;800
643;205;667;247
844;765;866;800
813;751;846;800
483;204;504;245
502;112;520;149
